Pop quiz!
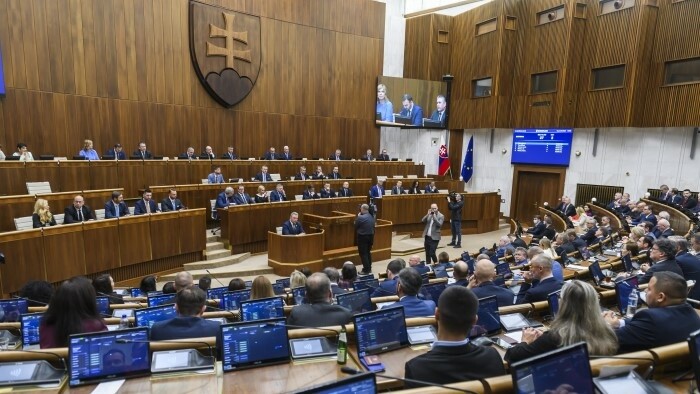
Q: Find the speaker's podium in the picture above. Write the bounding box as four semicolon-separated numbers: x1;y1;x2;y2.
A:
268;211;392;275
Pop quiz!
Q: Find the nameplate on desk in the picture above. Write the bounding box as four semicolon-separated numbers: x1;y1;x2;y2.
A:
565;264;590;271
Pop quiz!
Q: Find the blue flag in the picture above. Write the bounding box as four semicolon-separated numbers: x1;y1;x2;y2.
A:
461;136;474;183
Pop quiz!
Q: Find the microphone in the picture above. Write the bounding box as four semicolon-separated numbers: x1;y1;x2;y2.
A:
363;283;399;297
115;338;215;359
589;355;656;380
205;269;226;288
340;366;478;393
13;295;48;307
198;303;238;319
9;348;68;372
267;322;339;336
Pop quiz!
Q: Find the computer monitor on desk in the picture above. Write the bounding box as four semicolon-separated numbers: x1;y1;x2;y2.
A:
239;296;284;321
133;304;177;328
510;343;594;394
353;307;408;357
422;119;443;128
469;296;501;338
219;318;290;371
393;115;412;125
0;298;28;323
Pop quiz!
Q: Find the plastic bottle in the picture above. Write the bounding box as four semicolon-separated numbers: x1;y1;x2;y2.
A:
337;325;347;365
119;314;129;329
626;290;638;318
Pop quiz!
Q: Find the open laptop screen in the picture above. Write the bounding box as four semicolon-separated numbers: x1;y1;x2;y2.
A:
353;307;408;356
206;286;229;301
588;261;605;284
419;282;446;303
621;254;634;272
220;290;251;310
239;297;284;321
353;279;379;292
133;304;177;328
0;299;28;322
548;291;561;318
336;289;373;314
96;297;110;316
294;373;377;394
21;313;43;346
219;318;290;371
510;342;594;394
276;277;291;289
615;276;639;314
496;262;512;277
469;296;501;338
68;327;150;387
147;294;175;308
291;287;307;305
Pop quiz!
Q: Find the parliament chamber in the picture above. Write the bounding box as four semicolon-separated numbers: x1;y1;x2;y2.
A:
0;0;700;392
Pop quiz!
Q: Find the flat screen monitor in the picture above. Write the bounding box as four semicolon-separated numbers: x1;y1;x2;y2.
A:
21;313;43;347
220;290;251;311
219;318;290;371
548;291;561;318
496;262;512;277
147;294;175;308
0;299;28;322
130;288;143;298
96;296;110;316
276;278;291;289
469;296;501;338
294;372;377;394
510;342;594;394
588;261;605;285
68;327;150;387
375;76;448;129
353;279;379;292
133;304;177;328
419;282;446;303
239;297;284;321
615;276;639;314
336;289;373;314
511;128;574;167
291;287;307;305
272;282;286;296
353;307;408;356
206;286;229;301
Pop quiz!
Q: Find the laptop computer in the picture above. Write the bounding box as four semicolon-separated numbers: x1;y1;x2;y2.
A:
588;261;610;287
130;288;143;298
615;276;639;316
147;290;164;296
419;282;446;303
272;282;287;295
206;286;229;301
276;277;291;289
219;318;290;371
353;279;379;292
407;325;437;346
469;296;501;338
510;342;594;394
147;294;175;308
291;287;307;305
688;328;700;390
21;313;43;349
357;273;375;281
336;289;374;314
293;371;376;394
496;262;513;279
578;246;591;260
0;298;28;322
239;296;285;321
133;304;177;328
353;307;408;358
432;265;449;279
621;253;640;272
68;327;151;387
96;296;110;316
220;290;251;310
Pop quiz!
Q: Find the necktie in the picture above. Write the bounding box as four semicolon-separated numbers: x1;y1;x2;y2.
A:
171;199;176;210
146;200;151;213
78;208;83;221
438;112;442;121
115;203;120;218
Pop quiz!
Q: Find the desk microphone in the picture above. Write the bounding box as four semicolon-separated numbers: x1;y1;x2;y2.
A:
266;322;339;336
198;304;238;319
205;269;227;288
12;295;47;307
589;355;656;380
340;366;478;393
115;338;215;358
362;283;399;297
6;348;68;371
96;291;146;308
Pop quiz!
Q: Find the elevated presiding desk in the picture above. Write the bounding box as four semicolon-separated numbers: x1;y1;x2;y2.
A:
0;209;206;296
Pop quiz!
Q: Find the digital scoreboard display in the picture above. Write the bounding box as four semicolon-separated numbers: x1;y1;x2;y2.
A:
511;128;573;166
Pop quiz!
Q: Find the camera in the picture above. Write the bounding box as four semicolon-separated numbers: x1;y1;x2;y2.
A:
449;192;459;202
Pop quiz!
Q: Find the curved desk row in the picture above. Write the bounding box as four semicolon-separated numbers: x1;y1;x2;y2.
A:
641;198;695;237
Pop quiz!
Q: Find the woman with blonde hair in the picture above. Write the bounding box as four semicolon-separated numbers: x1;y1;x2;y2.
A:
574;206;588;228
32;199;57;228
290;270;306;289
78;139;100;160
539;237;558;259
505;280;617;363
376;83;393;121
254;185;269;203
250;276;275;300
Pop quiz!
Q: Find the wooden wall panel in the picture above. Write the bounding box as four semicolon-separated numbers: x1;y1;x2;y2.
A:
404;15;433;80
0;0;385;161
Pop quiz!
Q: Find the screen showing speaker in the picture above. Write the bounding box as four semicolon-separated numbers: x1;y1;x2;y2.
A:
376;76;448;129
511;128;574;166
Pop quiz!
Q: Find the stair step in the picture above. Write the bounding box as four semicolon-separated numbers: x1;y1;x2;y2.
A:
184;253;251;270
205;249;232;260
205;242;226;252
206;234;220;243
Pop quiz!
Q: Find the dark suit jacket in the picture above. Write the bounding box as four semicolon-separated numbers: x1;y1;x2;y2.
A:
327;172;342;180
215;192;235;209
132;150;153;159
287;303;353;327
658;228;674;238
233;193;253;205
278;152;292;160
269;190;288;202
104;201;129;219
263;152;278;160
254;172;273;182
471;282;515;307
581;226;598;245
161;198;184;212
638;259;683;284
105;149;126;160
150;316;221;341
635;213;657;226
424;185;439;193
391;186;406;195
371;277;398;298
63;205;95;224
320;189;336;198
377;153;390;161
412;264;431;275
676;252;700;300
616;303;700;353
526;222;546;237
505;331;560;364
369;185;385;198
337;187;353;197
282;220;305;235
382;296;435;318
302;191;320;200
408;187;421;194
542;226;557;241
557;203;576;217
399;104;424;126
178;153;197;160
429;110;446;125
515;277;562;304
134;199;159;215
32;213;57;228
294;172;309;181
405;343;505;388
328;154;344;160
220;152;238;160
681;197;698;210
200;152;215;160
311;172;326;180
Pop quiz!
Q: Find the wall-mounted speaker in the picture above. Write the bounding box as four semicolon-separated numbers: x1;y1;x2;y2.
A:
592;128;599;157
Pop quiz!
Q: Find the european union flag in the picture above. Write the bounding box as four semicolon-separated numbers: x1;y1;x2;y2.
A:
461;136;474;183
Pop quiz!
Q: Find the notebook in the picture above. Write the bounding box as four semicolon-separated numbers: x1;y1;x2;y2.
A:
219;318;290;371
133;304;177;328
20;313;43;348
336;289;373;314
220;290;251;310
68;327;150;387
510;342;594;394
239;297;284;321
353;307;408;356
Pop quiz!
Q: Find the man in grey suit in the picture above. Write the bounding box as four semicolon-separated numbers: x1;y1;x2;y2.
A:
422;203;444;264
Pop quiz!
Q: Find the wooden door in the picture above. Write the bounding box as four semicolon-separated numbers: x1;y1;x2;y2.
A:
510;165;566;225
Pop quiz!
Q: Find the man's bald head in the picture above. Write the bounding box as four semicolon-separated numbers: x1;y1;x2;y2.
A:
408;255;421;267
452;261;469;280
174;272;193;292
474;259;496;282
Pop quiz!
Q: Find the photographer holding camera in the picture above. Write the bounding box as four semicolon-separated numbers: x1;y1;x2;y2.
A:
447;192;464;248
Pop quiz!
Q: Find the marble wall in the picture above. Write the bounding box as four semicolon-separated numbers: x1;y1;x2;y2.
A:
380;0;406;77
379;127;449;175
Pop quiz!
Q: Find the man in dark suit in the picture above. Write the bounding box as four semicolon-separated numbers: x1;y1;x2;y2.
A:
337;182;353;197
638;238;684;284
566;229;586;250
408;255;431;275
422;204;444;264
104;191;130;219
150;287;221;340
207;166;225;184
428;95;447;126
399;94;424;126
233;185;254;205
655;219;674;239
328;166;342;180
329;149;344;161
448;261;469;287
302;185;320;200
424;181;438;194
161;189;185;212
253;165;273;182
377;149;390;161
263;147;278;160
680;189;698;210
311;165;326;180
179;147;197;160
469;259;515;307
287;273;352;327
634;205;657;226
525;215;546;238
322;267;347;296
282;212;305;235
294;166;309;181
64;195;95;224
541;216;557;241
269;184;288;202
604;271;700;353
607;192;623;211
355;204;375;274
132;142;153;159
555;196;576;217
215;187;235;209
105;143;126;160
369;180;385;199
134;189;160;215
404;286;505;387
670;236;700;301
580;217;598;246
659;185;673;203
381;268;435;317
361;149;373;161
221;146;238;160
371;260;402;297
391;180;406;195
670;188;682;205
280;145;292;160
320;183;336;198
515;255;562;304
200;145;215;160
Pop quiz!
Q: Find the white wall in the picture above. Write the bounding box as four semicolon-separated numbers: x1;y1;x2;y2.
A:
379;0;405;77
380;127;449;175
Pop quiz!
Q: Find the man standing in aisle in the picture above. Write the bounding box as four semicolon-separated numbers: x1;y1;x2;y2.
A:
355;204;375;275
447;193;463;248
422;203;444;264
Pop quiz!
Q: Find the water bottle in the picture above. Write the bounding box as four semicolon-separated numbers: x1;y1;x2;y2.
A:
119;314;129;329
626;290;638;318
337;325;348;365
